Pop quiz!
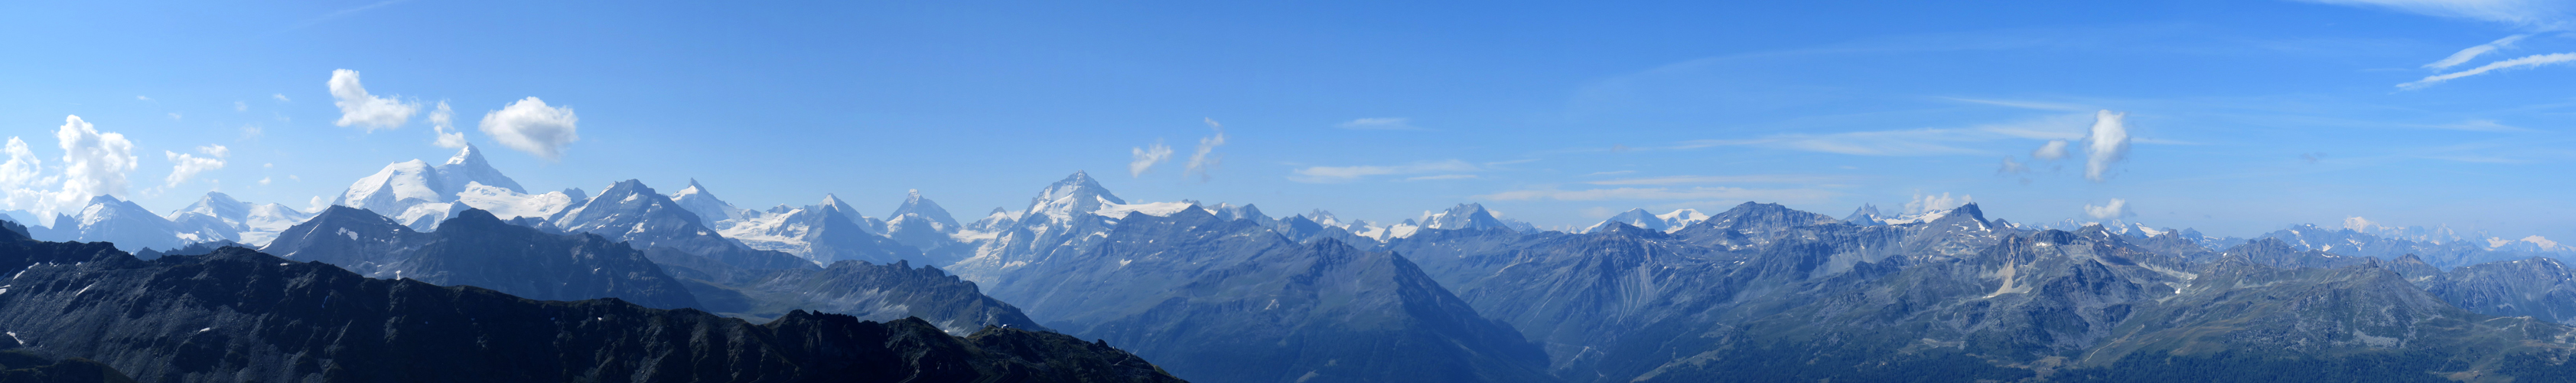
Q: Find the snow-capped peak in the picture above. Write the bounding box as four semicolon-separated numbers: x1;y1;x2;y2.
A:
669;178;744;225
170;192;249;221
1025;171;1125;222
1418;203;1513;231
891;188;960;229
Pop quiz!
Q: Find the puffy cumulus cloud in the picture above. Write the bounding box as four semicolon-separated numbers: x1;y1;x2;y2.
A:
1185;119;1226;182
1904;192;1972;215
0;137;46;211
1337;117;1425;130
2083;198;2133;220
478;97;579;159
161;145;228;188
51;116;138;211
428;101;467;149
1288;159;1479;183
2031;139;2070;160
328;69;421;130
2083;110;2130;182
1128;139;1172;177
2399;52;2576;90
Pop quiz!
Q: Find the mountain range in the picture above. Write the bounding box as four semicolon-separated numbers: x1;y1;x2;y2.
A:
11;150;2576;381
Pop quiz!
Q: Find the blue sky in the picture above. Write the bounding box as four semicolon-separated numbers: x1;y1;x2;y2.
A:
2;0;2571;239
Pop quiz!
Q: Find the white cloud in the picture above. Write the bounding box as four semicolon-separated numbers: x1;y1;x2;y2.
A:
2399;52;2576;89
1289;159;1479;183
2343;216;2379;231
1904;192;1972;214
135;96;151;101
2427;34;2530;70
2427;119;2534;132
1404;175;1478;181
1128;139;1172;177
1474;185;1831;203
1674;129;1988;156
1586;170;1636;176
1998;156;2030;174
428;101;467;149
328;69;419;130
2083;110;2130;182
168;113;183;121
0;137;45;212
1944;97;2093;111
1337;117;1425;130
1587;174;1848;185
234;101;249;112
272;93;291;102
258;177;272;185
53;116;138;211
161;145;228;188
2032;139;2070;160
477;97;579;159
307;195;329;212
1185;118;1226;181
2296;0;2569;28
2083;198;2133;220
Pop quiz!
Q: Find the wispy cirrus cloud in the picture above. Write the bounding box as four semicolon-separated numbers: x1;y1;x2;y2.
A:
2425;34;2530;70
2294;0;2570;28
1671;129;1992;155
1186;119;1227;182
1585;174;1852;185
1474;185;1833;203
2294;1;2576;88
1337;117;1426;130
1128;139;1173;177
2399;52;2576;89
1942;97;2095;112
1404;174;1478;181
1288;159;1479;183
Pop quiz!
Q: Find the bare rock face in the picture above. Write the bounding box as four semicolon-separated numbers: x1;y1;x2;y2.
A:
0;228;1185;383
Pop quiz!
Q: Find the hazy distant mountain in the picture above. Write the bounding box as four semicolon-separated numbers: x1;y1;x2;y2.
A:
884;190;972;263
718;194;932;266
164;192;312;246
554;179;815;270
257;207;699;309
31;195;186;252
0;228;1185;383
2255;223;2565;268
975;207;1555;383
667;178;745;225
717;260;1047;334
1583;208;1708;233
